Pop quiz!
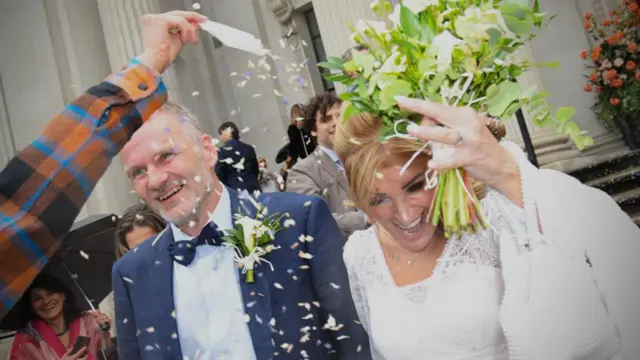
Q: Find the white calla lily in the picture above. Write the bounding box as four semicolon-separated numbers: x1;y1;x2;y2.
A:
403;0;439;14
235;216;263;250
431;31;463;71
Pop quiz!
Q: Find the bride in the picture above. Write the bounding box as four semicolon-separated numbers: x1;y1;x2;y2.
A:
334;96;640;360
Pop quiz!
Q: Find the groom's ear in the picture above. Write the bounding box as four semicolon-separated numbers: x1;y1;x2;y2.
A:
200;133;218;168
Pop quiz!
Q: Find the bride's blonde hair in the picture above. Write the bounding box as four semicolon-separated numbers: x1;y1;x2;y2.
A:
334;105;485;211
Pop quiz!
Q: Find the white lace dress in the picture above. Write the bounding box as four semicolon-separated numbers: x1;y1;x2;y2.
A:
344;190;518;360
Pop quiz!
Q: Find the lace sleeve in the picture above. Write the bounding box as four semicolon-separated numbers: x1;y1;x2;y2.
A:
480;141;541;251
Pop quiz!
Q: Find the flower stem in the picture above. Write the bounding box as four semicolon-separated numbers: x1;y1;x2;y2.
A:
246;269;254;283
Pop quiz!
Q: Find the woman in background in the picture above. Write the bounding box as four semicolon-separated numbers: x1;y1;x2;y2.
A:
113;204;166;260
10;274;111;360
98;204;166;341
286;104;315;166
258;157;283;193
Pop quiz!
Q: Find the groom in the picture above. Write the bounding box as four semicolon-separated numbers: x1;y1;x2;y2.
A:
113;98;370;359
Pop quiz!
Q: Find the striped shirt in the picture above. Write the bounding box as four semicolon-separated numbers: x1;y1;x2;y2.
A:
0;58;168;318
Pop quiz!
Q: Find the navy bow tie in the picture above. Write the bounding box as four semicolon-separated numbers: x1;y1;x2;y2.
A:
167;222;225;266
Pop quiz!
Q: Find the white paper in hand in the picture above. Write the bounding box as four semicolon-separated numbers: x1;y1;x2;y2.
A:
199;21;269;56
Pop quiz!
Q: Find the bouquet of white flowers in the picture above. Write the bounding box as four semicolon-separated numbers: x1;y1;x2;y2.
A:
320;0;593;236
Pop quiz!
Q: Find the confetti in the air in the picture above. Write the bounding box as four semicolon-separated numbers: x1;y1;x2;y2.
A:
146;327;155;333
330;283;341;289
192;2;201;10
304;201;312;207
241;127;251;133
191;90;200;97
79;250;89;260
274;282;284;289
298;251;313;260
123;277;134;284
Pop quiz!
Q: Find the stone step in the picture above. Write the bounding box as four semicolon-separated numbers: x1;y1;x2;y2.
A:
585;165;640;195
613;187;640;214
570;150;640;183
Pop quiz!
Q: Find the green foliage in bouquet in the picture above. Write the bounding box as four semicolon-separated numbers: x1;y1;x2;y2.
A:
319;0;594;150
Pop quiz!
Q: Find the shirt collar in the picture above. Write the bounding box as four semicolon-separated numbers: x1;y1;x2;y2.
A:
170;186;232;241
318;145;340;164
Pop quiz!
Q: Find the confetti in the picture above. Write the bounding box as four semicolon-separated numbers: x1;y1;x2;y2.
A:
274;282;284;289
302;314;314;320
123;277;134;284
194;175;202;183
191;90;200;97
349;138;362;145
237;80;248;88
337;335;350;340
79;250;89;260
323;315;344;331
252;93;262;98
298;251;313;260
375;172;384;179
284;219;296;228
191;2;201;10
146;327;155;333
241;127;251;133
304;201;312;207
329;283;341;289
269;318;276;327
171;333;178;339
123;318;128;324
244;314;250;323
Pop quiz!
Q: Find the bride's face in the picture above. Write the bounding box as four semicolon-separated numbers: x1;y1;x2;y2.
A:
367;160;438;252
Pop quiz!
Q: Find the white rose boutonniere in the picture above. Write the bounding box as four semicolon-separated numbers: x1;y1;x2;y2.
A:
222;204;287;283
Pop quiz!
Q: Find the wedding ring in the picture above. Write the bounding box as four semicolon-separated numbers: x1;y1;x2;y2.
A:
454;131;463;145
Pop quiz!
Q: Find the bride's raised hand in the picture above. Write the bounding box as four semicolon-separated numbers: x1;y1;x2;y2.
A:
395;96;522;205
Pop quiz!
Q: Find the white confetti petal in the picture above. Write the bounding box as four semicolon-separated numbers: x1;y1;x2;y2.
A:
79;250;89;260
146;327;155;333
330;283;340;289
123;277;134;284
191;90;200;97
298;251;313;260
304;201;312;207
241;127;251;133
274;282;284;289
191;2;201;10
244;314;250;323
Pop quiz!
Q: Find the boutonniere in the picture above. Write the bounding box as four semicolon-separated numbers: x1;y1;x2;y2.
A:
222;205;286;283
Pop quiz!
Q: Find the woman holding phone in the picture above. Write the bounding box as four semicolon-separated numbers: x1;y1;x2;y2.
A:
9;274;111;360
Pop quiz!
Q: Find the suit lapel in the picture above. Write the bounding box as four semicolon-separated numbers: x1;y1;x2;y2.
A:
316;150;349;191
228;189;273;360
148;228;182;357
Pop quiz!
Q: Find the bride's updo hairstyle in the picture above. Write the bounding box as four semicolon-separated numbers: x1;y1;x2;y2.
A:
334;108;485;213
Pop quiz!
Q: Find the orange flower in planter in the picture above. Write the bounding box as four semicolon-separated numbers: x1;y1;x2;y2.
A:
606;69;618;80
608;35;618;44
626;61;637;70
635;71;640;80
589;73;599;82
629;42;638;53
610;97;621;106
585;12;593;20
580;50;588;59
610;9;616;16
612;78;624;88
602;19;611;26
584;84;593;92
585;21;592;30
592;48;602;60
629;2;639;12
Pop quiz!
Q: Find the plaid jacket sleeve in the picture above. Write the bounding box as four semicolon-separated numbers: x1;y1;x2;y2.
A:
0;58;168;318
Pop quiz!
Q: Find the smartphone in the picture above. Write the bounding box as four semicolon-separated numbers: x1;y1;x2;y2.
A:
71;335;91;356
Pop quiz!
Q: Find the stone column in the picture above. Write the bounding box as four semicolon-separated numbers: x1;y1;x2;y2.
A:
42;0;139;218
96;0;182;102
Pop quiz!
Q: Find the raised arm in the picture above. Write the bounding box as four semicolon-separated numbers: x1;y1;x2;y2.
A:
0;10;207;318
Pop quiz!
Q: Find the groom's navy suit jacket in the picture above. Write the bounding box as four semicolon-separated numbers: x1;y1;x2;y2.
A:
112;189;371;360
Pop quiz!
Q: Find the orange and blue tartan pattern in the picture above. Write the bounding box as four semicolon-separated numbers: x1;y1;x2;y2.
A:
0;58;168;318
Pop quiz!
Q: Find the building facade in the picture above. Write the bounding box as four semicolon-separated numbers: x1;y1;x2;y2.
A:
0;0;630;219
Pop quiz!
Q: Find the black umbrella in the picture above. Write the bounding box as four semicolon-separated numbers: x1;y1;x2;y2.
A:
0;214;118;331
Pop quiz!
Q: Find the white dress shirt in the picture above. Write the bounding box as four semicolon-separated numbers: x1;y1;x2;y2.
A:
171;187;256;360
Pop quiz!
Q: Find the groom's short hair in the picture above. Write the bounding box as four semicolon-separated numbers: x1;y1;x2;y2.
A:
154;101;202;137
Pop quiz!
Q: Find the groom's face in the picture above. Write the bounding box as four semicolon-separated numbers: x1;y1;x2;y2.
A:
121;111;218;227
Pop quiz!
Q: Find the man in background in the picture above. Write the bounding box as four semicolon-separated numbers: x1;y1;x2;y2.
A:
286;93;369;238
215;121;261;194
